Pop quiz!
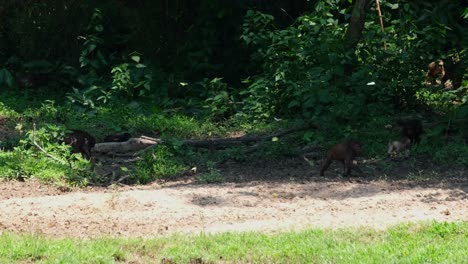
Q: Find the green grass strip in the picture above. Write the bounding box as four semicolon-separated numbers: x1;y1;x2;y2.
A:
0;221;466;263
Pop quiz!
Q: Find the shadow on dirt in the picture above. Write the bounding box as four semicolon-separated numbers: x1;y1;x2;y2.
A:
160;157;467;205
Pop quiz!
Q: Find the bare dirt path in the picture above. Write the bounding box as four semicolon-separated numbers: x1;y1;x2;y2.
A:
0;176;466;238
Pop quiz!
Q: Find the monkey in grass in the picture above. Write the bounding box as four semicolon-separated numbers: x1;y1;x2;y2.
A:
63;130;96;160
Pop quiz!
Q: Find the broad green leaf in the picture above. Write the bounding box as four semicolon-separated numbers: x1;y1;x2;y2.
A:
131;55;141;63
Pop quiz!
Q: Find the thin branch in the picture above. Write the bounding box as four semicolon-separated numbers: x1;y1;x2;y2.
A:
133;144;159;156
375;0;387;50
112;174;131;184
32;123;67;165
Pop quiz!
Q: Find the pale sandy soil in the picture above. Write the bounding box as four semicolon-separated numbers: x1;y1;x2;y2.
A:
0;174;466;238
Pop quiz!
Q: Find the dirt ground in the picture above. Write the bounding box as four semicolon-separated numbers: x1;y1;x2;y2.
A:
0;159;466;238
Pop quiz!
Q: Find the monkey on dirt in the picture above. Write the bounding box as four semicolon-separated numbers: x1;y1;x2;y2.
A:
63;130;96;160
103;133;131;142
320;140;362;176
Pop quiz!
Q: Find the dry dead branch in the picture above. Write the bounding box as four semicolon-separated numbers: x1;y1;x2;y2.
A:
93;125;315;156
183;125;313;148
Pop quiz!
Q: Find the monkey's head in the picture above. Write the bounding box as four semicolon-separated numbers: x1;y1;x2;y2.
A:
428;60;445;77
349;140;362;154
122;133;131;140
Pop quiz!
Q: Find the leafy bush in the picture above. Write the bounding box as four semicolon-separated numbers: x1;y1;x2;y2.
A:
239;6;391;123
67;9;152;111
110;53;152;99
201;78;239;121
0;121;97;184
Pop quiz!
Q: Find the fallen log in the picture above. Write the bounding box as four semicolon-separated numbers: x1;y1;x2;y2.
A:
93;125;315;155
93;137;161;154
183;125;313;148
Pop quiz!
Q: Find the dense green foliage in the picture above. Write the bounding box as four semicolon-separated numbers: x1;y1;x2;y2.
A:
0;1;465;116
0;0;466;184
0;222;466;263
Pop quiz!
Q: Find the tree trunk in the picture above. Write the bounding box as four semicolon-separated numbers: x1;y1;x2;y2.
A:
345;0;370;51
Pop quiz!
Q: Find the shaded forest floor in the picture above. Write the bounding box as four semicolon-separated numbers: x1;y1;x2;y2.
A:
0;158;466;238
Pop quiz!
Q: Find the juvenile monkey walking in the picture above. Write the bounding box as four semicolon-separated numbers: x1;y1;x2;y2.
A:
387;137;411;154
386;119;423;157
320;140;362;176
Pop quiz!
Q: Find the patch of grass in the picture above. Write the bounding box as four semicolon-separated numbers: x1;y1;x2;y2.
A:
0;233;127;263
135;145;189;183
196;161;224;184
128;111;229;139
0;97;235;185
417;137;468;166
0;222;466;263
0;150;93;183
1;87;466;187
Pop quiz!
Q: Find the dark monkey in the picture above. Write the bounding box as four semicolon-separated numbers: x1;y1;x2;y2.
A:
103;133;131;142
441;60;463;89
387;136;411;154
320;140;362;176
63;130;96;159
16;73;49;89
396;119;423;145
